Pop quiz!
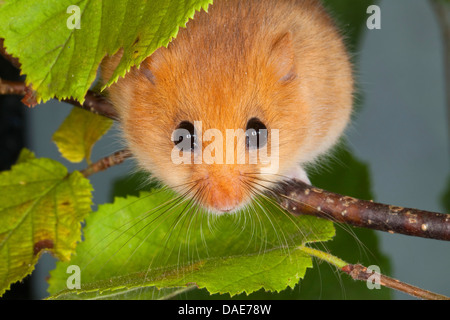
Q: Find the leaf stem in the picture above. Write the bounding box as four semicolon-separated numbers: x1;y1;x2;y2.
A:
299;245;347;269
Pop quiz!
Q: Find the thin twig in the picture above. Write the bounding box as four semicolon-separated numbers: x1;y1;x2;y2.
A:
0;78;26;95
275;179;450;241
301;245;450;300
80;149;132;178
430;0;450;153
63;91;118;120
158;285;198;300
0;78;118;119
342;264;450;300
1;39;118;118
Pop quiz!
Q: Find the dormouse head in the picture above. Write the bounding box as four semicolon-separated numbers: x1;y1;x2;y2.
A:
102;1;353;213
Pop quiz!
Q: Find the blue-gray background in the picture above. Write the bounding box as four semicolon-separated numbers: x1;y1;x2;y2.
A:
24;0;449;299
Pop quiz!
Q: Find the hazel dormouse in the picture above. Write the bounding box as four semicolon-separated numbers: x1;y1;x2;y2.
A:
101;0;353;214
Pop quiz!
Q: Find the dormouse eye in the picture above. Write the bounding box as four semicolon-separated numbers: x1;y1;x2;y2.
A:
246;118;267;150
173;121;198;152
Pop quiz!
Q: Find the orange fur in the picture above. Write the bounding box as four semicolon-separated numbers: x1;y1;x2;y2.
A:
101;0;353;213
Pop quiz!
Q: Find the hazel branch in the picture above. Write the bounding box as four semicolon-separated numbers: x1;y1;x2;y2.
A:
274;179;450;241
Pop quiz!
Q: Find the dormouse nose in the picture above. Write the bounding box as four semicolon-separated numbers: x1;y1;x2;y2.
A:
200;166;245;213
208;186;242;212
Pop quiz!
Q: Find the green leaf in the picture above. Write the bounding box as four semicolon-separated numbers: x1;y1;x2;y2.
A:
47;190;335;299
15;148;36;164
0;0;213;103
111;171;160;199
0;149;93;296
52;107;113;164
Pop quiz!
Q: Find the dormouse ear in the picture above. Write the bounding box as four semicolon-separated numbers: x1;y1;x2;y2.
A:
139;58;157;85
141;67;156;85
268;32;296;82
